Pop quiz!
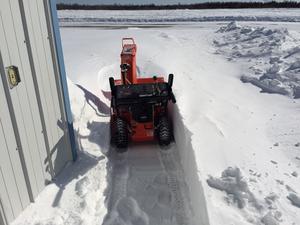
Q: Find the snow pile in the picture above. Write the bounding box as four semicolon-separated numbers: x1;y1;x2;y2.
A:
215;21;300;98
207;167;261;209
207;168;287;225
261;212;280;225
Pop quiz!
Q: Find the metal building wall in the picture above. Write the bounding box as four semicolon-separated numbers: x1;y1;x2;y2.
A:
21;0;74;176
0;0;74;223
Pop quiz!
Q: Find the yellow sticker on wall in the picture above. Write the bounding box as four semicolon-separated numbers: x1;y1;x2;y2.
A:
7;66;21;88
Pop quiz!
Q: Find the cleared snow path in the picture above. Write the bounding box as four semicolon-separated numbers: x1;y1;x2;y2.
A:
103;144;192;225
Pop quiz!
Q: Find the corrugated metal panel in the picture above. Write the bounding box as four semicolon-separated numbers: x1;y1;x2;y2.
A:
0;0;74;222
0;199;8;225
0;0;48;198
0;67;30;223
22;0;72;175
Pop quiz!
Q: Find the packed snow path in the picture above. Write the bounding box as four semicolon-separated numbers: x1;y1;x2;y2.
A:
103;145;191;225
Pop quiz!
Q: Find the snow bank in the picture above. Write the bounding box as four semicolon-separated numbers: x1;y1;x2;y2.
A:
58;9;300;25
215;21;300;98
206;165;300;225
172;104;210;225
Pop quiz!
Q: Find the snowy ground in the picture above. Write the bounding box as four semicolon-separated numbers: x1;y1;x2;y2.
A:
215;21;300;98
12;10;300;225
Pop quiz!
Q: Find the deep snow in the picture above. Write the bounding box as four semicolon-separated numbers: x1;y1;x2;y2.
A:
11;11;300;225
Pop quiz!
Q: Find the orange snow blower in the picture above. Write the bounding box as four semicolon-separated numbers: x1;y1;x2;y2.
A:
109;38;176;151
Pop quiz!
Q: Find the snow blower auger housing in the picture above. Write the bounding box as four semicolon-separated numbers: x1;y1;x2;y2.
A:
109;38;176;150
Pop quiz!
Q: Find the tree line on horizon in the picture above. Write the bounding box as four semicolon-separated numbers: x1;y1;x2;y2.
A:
57;1;300;10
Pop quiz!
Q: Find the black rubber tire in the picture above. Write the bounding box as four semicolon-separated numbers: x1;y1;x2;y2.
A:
109;77;115;93
115;117;129;151
110;118;115;144
158;117;171;146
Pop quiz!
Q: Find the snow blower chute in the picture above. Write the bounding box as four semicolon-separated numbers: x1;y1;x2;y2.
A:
109;38;176;151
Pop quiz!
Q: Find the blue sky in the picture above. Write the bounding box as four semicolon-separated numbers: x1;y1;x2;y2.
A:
57;0;277;4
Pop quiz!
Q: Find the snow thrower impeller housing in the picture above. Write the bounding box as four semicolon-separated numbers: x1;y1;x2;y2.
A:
109;38;176;151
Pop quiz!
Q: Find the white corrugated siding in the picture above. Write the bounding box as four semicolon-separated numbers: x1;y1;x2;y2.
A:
0;0;73;223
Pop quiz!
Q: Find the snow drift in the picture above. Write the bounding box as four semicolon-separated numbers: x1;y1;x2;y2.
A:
215;21;300;98
207;167;262;210
172;104;210;225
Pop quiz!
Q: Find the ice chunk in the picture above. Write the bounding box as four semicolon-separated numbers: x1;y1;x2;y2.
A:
207;167;262;209
265;193;278;205
291;171;298;177
287;60;300;71
293;86;300;99
287;193;300;208
266;64;280;74
240;76;290;96
218;21;240;33
261;212;279;225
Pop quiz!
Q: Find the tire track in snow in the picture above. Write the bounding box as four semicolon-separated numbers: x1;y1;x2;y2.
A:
103;143;192;225
159;148;191;225
102;150;129;224
106;150;129;210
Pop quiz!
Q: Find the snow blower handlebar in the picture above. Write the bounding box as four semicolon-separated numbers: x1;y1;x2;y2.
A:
109;74;176;104
168;74;176;103
122;38;135;47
